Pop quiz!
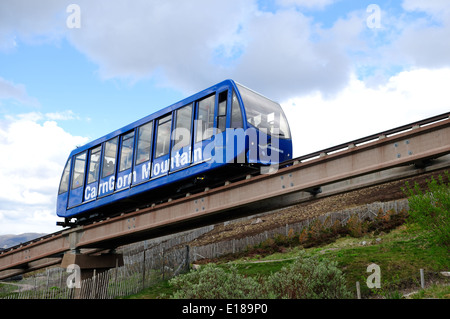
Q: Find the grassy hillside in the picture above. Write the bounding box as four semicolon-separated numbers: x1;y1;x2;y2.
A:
125;220;449;299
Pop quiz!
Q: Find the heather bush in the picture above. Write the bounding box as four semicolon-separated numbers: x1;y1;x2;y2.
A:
345;214;369;238
169;263;261;299
263;253;353;299
298;219;329;247
369;208;408;234
169;254;352;299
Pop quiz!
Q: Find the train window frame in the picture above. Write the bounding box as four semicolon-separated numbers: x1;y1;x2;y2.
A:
216;91;227;132
87;146;101;184
71;152;87;190
172;104;193;152
101;137;119;178
135;122;153;165
119;131;135;172
58;158;72;194
230;91;243;129
155;114;172;159
196;94;215;142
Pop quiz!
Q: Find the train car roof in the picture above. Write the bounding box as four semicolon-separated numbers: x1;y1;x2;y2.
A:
68;79;239;157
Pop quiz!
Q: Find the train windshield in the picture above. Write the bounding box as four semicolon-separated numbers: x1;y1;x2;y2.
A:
237;84;291;139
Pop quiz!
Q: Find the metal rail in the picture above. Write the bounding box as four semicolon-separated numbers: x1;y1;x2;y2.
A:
1;112;449;279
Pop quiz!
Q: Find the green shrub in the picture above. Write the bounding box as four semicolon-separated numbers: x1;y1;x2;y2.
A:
169;263;261;299
403;172;450;247
169;253;352;299
263;253;353;299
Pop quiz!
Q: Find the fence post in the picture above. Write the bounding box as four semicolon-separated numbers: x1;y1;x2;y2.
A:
142;249;146;290
356;281;361;299
113;258;119;298
91;269;97;299
420;269;425;289
162;249;165;280
185;245;190;272
46;268;50;291
34;275;38;299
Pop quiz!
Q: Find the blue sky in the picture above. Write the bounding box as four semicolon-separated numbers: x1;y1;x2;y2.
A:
0;0;449;235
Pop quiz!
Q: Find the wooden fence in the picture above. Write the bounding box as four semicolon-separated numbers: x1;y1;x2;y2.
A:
0;245;190;299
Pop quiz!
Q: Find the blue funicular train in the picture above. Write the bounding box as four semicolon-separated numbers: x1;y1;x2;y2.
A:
56;79;293;227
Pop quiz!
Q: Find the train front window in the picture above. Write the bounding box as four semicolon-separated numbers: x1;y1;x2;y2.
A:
231;91;243;129
237;84;291;139
58;158;72;194
72;152;86;190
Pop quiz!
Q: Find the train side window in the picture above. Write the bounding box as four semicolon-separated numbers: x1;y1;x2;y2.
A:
217;91;227;132
102;137;118;178
231;91;243;129
155;114;172;158
119;131;135;172
87;146;101;184
58;158;72;194
196;94;215;142
173;104;193;151
71;152;87;190
136;122;153;164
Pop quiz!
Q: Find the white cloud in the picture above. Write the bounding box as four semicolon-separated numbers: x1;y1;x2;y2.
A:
233;9;352;100
0;0;67;50
45;110;79;121
60;0;358;99
0;0;449;101
360;1;450;75
277;0;337;10
391;1;450;69
282;68;450;156
401;0;450;18
0;113;88;234
65;0;254;92
0;77;40;107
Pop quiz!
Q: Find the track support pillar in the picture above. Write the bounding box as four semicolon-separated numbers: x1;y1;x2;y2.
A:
61;252;124;299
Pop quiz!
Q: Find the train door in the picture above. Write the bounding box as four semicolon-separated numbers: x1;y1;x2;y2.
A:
98;137;118;197
170;104;193;172
152;114;172;178
133;121;153;184
68;151;87;208
116;131;135;191
193;94;215;165
84;145;101;202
